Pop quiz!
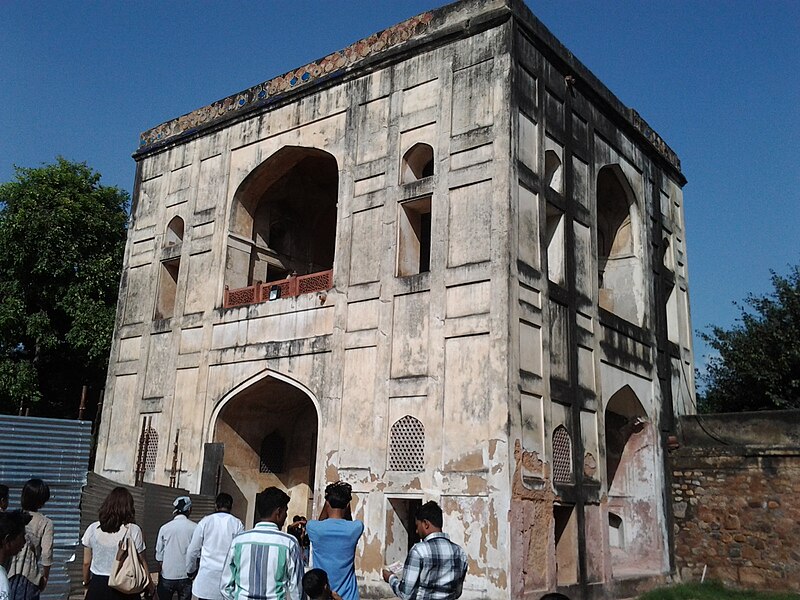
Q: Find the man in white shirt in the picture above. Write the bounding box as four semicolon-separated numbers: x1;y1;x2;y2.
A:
156;496;198;600
186;493;244;600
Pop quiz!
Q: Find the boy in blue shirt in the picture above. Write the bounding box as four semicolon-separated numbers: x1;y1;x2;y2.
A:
306;482;363;600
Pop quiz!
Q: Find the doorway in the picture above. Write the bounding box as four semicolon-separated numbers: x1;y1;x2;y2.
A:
213;375;318;526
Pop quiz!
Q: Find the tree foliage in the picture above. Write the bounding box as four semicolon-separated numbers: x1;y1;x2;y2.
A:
0;158;128;417
699;264;800;412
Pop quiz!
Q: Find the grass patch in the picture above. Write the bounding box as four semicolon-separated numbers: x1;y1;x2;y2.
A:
639;582;800;600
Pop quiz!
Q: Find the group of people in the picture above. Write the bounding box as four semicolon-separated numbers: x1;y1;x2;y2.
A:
0;479;54;600
1;477;468;600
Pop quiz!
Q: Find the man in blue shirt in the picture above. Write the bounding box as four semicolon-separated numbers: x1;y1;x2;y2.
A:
306;482;363;600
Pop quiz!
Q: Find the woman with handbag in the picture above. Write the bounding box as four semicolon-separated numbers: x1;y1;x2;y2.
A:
7;479;54;600
81;487;154;600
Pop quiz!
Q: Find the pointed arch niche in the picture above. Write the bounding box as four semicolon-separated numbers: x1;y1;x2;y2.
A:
603;385;662;576
596;165;644;325
225;146;338;304
212;373;318;526
400;143;434;184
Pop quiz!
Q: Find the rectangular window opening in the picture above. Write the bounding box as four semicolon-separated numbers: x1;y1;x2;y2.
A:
396;197;432;277
155;258;180;320
385;497;423;567
554;503;579;586
545;203;565;285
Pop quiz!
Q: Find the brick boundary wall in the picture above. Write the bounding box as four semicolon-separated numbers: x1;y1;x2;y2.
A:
670;446;800;592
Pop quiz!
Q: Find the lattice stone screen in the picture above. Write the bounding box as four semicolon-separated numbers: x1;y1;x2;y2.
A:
552;426;573;484
144;428;159;472
388;416;425;471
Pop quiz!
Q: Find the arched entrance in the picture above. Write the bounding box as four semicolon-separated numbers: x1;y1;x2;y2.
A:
211;374;318;527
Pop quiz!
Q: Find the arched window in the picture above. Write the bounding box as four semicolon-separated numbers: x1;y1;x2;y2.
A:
225;146;338;302
552;426;573;484
608;512;624;548
596;165;642;324
388;416;425;471
544;149;563;193
401;143;434;184
165;216;184;246
260;431;286;474
144;427;159;473
604;385;648;491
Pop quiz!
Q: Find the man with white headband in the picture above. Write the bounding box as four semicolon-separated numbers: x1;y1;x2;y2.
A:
155;496;197;600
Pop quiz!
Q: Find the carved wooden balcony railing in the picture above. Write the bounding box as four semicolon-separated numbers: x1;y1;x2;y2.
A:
223;269;333;308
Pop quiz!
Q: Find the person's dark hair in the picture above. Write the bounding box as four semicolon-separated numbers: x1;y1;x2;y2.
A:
540;594;571;600
256;487;289;518
415;501;443;528
302;569;330;599
0;510;31;547
324;481;352;510
292;515;306;522
98;487;136;533
215;493;233;512
20;478;50;511
0;485;8;502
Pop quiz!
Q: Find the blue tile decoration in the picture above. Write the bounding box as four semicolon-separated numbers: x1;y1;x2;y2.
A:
138;11;434;150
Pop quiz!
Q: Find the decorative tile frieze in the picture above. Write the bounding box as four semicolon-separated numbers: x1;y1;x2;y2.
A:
139;12;434;151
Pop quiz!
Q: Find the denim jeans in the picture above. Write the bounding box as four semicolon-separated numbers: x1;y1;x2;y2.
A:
157;577;192;600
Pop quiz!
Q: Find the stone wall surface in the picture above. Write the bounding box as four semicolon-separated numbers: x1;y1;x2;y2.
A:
671;412;800;592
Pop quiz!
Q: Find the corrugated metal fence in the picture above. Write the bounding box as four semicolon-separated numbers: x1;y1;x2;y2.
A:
0;415;93;600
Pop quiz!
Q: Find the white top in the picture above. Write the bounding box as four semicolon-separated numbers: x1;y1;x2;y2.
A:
186;512;244;600
81;522;146;576
155;514;197;580
0;564;10;600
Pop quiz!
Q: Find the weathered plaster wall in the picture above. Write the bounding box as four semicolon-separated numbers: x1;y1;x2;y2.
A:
97;1;693;598
506;1;693;595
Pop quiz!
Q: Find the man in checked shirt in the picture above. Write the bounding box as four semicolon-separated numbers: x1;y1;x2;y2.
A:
382;501;468;600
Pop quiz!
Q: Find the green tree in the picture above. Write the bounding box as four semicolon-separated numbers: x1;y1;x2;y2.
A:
699;264;800;412
0;158;128;417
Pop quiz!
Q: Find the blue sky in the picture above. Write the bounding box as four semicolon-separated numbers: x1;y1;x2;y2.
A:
2;1;798;377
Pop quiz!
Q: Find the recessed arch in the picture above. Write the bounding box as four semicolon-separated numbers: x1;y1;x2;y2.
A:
544;149;563;192
596;164;643;324
208;368;320;526
208;368;321;432
226;146;339;291
603;384;661;576
400;143;434;184
165;216;184;246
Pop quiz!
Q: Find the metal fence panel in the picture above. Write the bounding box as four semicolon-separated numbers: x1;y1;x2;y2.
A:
73;473;216;600
0;415;93;600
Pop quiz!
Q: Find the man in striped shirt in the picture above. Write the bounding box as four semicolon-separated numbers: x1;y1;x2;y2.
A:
220;487;304;600
382;501;468;600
